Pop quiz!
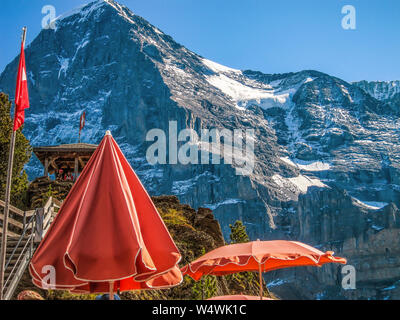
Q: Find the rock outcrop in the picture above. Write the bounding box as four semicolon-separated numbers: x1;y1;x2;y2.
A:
27;177;73;208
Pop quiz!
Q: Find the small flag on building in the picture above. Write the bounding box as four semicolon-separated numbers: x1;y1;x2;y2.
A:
79;111;86;142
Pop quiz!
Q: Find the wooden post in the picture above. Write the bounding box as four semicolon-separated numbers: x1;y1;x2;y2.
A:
44;157;49;177
0;26;27;301
74;157;79;181
109;282;114;300
258;262;263;300
34;208;44;243
78;156;85;169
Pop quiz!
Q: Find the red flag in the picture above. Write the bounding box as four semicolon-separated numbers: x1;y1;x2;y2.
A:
79;111;86;133
13;39;30;131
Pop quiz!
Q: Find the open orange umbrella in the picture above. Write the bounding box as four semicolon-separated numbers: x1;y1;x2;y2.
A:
29;131;182;298
182;240;346;299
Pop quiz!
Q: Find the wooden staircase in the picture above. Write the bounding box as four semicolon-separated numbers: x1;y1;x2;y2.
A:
0;197;61;299
1;236;32;299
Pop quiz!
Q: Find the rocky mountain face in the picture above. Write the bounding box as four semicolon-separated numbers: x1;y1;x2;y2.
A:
354;80;400;111
265;187;400;300
1;0;400;299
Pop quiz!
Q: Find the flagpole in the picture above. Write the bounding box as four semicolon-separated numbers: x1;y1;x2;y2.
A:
0;27;27;300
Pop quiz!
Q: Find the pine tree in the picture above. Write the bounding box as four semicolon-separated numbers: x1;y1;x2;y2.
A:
192;275;217;300
0;92;32;209
43;185;54;206
191;247;218;300
229;220;250;244
227;220;256;288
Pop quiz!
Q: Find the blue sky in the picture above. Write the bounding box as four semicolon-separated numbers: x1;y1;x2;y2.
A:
0;0;399;82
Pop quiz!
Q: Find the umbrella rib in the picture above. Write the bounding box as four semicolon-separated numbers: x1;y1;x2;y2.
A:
63;141;106;280
109;141;158;277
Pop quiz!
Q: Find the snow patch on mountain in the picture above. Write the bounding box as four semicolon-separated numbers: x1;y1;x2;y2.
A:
172;171;221;195
353;197;389;210
56;0;107;23
205;74;292;110
280;157;331;171
204;198;246;210
201;58;241;74
57;57;70;79
304;77;315;84
272;174;327;194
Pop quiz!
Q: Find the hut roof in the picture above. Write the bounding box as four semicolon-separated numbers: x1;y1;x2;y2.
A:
33;143;98;174
33;143;98;154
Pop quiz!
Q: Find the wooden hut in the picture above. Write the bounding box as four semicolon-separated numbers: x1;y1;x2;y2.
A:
33;143;97;181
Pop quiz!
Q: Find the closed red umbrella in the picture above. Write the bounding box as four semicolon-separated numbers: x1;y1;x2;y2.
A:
29;131;182;297
182;240;346;299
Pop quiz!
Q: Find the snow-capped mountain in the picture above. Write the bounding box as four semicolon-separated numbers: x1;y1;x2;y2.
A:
1;0;400;299
353;80;400;110
354;80;400;101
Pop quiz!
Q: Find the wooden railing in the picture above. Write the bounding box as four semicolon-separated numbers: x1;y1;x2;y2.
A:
0;197;61;300
0;200;35;237
2;211;36;300
34;197;61;242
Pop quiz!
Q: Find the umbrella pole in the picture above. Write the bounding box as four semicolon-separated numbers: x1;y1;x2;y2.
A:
109;281;114;300
258;263;263;300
